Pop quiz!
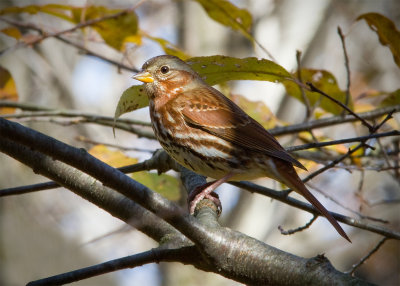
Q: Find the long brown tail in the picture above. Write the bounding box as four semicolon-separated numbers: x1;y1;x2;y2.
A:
275;160;351;242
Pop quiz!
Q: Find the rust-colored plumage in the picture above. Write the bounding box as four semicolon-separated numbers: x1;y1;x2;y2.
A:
133;55;350;242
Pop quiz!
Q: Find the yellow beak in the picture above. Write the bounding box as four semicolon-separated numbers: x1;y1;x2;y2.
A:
132;71;154;83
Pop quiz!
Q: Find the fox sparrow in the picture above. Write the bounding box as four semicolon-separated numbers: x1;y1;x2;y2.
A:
133;55;350;242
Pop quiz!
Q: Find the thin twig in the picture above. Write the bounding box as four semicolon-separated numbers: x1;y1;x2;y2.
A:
346;237;389;275
287;130;399;152
296;50;312;119
75;135;153;152
367;198;400;207
304;110;394;183
307;182;388;224
26;247;177;286
233;180;400;240
307;82;374;132
1;110;150;126
337;27;351;109
270;105;400;136
278;215;317;235
0;149;177;197
356;170;366;212
55;35;138;72
0;102;151;126
304;146;366;183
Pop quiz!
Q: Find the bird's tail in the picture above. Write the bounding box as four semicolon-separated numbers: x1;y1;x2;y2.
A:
275;160;351;242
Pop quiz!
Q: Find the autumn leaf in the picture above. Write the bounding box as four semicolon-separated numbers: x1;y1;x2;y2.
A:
88;144;137;167
131;171;181;201
193;0;252;40
357;13;400;68
0;66;18;114
283;69;352;115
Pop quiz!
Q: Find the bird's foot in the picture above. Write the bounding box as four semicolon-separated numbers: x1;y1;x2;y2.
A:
188;172;234;215
188;182;222;215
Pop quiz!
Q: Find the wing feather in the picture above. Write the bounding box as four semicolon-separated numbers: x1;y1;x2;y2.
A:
174;87;306;170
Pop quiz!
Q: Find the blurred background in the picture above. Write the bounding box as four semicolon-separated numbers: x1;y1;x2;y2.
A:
0;0;399;285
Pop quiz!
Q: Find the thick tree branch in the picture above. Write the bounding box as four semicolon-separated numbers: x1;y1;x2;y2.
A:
0;137;178;242
0;118;374;285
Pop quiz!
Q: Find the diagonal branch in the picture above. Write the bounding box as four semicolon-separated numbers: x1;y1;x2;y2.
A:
0;118;373;285
307;82;373;131
270;105;399;136
0;137;179;242
27;246;194;286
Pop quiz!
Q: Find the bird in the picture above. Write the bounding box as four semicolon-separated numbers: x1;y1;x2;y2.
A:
132;55;350;242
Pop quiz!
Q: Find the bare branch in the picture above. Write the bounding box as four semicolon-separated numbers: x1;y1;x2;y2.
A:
27;247;188;286
308;182;389;224
270;105;400;136
75;135;153;152
346;238;389;275
232;181;400;240
337;26;351;108
307;82;374;131
287;130;400;152
278;215;318;235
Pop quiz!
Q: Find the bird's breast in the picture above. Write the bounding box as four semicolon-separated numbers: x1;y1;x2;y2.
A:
149;104;266;180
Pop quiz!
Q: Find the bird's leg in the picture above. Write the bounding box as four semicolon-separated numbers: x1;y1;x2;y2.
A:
188;172;234;215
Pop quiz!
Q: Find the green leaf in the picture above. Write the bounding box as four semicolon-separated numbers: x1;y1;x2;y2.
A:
131;172;181;201
193;0;252;39
114;85;149;120
380;89;400;107
88;144;138;167
70;6;138;51
187;56;292;86
0;4;138;51
0;66;19;115
115;56;292;118
0;4;75;21
283;69;352;115
357;13;400;68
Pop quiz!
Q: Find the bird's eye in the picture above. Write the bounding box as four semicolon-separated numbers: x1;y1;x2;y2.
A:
160;66;169;74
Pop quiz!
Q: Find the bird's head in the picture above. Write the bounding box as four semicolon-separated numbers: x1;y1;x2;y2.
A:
133;55;201;100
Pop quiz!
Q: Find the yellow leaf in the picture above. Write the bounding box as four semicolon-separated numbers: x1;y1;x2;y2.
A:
231;94;276;129
114;85;149;119
358;13;400;68
193;0;252;40
71;6;138;51
0;66;18;114
380;89;400;107
122;34;142;50
283;69;352;115
131;172;181;201
88;145;137;167
1;27;22;40
0;4;74;21
0;4;139;51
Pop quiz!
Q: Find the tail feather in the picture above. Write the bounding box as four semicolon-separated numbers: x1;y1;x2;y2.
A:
275;160;351;242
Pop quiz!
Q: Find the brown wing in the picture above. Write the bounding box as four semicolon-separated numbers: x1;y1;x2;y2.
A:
175;86;306;170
